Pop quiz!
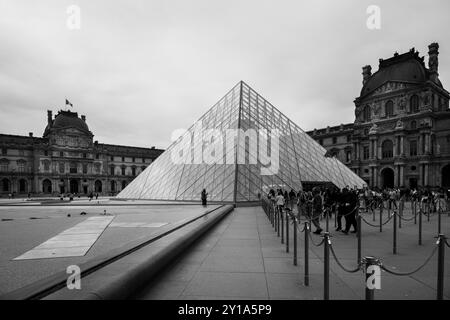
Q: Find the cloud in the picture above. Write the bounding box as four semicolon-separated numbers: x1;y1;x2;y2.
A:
0;0;449;149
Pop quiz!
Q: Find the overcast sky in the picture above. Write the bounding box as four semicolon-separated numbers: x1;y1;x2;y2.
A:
1;0;449;149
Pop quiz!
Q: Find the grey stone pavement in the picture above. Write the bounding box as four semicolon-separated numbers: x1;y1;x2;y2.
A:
133;205;450;300
0;204;218;295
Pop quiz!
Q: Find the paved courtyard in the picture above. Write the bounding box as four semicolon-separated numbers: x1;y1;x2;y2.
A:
133;205;450;300
0;203;217;295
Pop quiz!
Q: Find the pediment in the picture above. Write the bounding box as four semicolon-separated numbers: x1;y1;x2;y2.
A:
368;81;417;97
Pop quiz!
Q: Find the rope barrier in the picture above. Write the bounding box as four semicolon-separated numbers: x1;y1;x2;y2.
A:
308;231;325;247
394;211;417;222
445;239;450;248
360;213;394;228
380;245;438;276
329;243;361;273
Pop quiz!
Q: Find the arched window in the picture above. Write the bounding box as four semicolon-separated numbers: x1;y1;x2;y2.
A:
364;105;371;122
385;100;394;117
411;120;417;130
19;179;27;193
410;95;419;113
121;181;127;189
1;178;10;192
382;140;394;159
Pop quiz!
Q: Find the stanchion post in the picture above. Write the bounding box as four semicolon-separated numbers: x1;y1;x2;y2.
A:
293;216;297;266
379;204;383;233
364;256;380;300
419;206;423;246
437;234;446;300
427;202;430;222
438;201;441;235
304;221;309;286
414;199;417;225
281;210;284;244
399;201;402;229
357;211;362;265
326;209;329;232
286;211;289;253
393;210;397;255
323;232;330;300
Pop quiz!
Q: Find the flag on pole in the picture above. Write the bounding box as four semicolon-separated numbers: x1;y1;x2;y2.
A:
65;99;73;108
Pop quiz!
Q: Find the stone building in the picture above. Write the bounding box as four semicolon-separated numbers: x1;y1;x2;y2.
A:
307;43;450;189
0;109;163;196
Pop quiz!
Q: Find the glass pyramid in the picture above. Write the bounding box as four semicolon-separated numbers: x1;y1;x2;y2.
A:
118;81;365;203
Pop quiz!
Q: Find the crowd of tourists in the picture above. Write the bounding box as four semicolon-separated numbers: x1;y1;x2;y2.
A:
266;185;450;236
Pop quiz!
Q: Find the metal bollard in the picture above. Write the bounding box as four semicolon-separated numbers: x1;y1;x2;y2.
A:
393;210;397;255
281;211;284;244
364;256;381;300
372;206;376;222
357;212;362;265
286;212;289;253
399;201;402;229
323;232;331;300
325;209;329;232
293;217;297;266
304;221;309;286
427;202;430;222
419;206;423;246
437;234;446;300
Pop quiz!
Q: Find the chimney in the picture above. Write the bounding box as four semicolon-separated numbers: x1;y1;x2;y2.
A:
428;42;439;81
47;110;53;127
29;132;33;137
81;115;86;122
362;65;372;85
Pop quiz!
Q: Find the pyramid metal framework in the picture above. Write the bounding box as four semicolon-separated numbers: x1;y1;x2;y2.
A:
118;81;365;203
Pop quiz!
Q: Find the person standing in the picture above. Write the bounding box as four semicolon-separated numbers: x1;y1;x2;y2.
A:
275;190;285;214
311;188;323;235
342;188;358;234
336;188;345;231
201;189;208;206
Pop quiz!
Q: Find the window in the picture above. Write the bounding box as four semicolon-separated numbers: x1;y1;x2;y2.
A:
82;164;88;174
44;150;48;156
411;120;417;130
83;153;87;159
17;160;26;172
59;162;65;173
122;156;125;162
69;162;77;173
1;148;6;156
385;100;394;117
132;157;135;163
132;167;136;176
411;166;417;171
382;140;394;158
364;105;371;122
319;139;323;146
96;154;100;159
0;160;8;172
332;137;337;144
110;156;114;161
410;95;419;113
409;140;418;156
364;128;369;136
95;163;101;174
346;151;352;162
60;151;64;157
121;166;126;175
110;166;115;176
363;146;370;160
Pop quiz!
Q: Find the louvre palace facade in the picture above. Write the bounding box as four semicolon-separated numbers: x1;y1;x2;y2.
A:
0;109;163;196
307;43;450;189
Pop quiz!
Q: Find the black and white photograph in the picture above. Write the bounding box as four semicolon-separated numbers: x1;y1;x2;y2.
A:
0;0;449;308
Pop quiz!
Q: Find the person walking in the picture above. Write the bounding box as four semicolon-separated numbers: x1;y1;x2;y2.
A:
201;189;208;206
336;188;345;231
275;190;285;214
